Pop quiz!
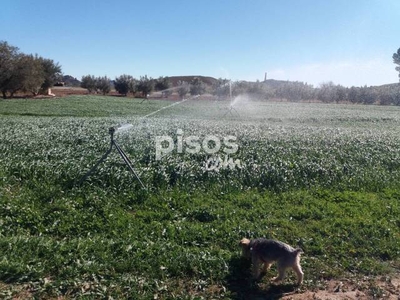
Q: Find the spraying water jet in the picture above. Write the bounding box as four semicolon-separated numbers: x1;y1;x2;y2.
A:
223;80;240;117
78;93;197;189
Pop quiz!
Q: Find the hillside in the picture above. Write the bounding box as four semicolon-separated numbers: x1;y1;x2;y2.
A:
166;75;218;86
60;75;81;87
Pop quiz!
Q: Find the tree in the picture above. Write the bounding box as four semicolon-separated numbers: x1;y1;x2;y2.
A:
0;40;61;98
128;78;138;97
379;91;393;106
38;57;62;93
21;54;45;96
212;78;230;99
154;76;172;98
348;86;359;104
394;90;400;106
247;80;264;97
190;77;206;96
96;76;111;95
6;56;27;98
232;80;247;98
154;76;170;91
0;53;44;98
114;74;133;96
335;84;347;103
393;48;400;81
137;75;154;99
359;86;377;105
317;81;337;103
177;80;189;99
0;41;19;98
81;75;97;93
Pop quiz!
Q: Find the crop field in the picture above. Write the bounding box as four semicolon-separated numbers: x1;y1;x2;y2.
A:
0;95;400;299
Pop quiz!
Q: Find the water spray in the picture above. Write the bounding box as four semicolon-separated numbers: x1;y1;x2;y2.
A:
223;80;240;117
78;93;198;189
78;125;146;189
140;84;190;104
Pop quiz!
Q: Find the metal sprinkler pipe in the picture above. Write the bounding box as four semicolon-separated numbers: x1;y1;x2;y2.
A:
109;126;115;142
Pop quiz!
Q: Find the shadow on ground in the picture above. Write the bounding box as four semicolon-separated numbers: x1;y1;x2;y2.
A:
226;256;300;300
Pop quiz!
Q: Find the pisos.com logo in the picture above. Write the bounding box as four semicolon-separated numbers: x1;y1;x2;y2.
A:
155;129;241;171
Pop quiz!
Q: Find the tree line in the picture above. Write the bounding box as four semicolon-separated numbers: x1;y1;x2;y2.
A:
81;74;162;99
80;74;207;100
1;40;400;105
80;48;400;105
0;41;61;99
77;72;400;106
228;80;400;105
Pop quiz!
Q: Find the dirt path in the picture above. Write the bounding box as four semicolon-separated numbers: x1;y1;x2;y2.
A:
2;275;399;299
281;276;400;300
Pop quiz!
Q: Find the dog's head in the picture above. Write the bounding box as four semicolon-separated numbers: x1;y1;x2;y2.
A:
239;238;251;258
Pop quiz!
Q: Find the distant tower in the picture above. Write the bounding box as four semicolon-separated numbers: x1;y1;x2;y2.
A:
264;72;267;82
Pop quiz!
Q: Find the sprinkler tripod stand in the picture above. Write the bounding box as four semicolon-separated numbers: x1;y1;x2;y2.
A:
140;93;151;103
140;97;149;104
223;104;240;117
78;127;146;189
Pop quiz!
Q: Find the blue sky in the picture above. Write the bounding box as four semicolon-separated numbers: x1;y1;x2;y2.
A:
1;0;399;87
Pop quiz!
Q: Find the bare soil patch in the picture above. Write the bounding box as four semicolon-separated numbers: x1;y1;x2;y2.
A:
280;275;400;300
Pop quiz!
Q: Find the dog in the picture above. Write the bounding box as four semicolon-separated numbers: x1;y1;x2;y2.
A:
239;238;304;285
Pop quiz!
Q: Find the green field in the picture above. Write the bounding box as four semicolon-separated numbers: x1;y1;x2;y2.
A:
1;95;400;299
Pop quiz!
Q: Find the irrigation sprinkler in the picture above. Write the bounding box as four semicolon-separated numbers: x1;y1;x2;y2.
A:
223;80;240;117
140;95;150;104
78;126;146;189
78;92;198;189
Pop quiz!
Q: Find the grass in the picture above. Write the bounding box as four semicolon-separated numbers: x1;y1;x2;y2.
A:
0;95;399;298
0;95;168;117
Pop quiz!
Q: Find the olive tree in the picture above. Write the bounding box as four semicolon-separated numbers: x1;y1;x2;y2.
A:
0;41;19;98
137;75;154;99
81;75;97;93
0;42;46;98
393;48;400;81
212;78;230;99
128;78;138;96
190;77;206;96
155;76;172;97
38;57;62;93
21;55;46;96
177;80;189;99
96;76;111;95
115;74;133;96
0;41;61;98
